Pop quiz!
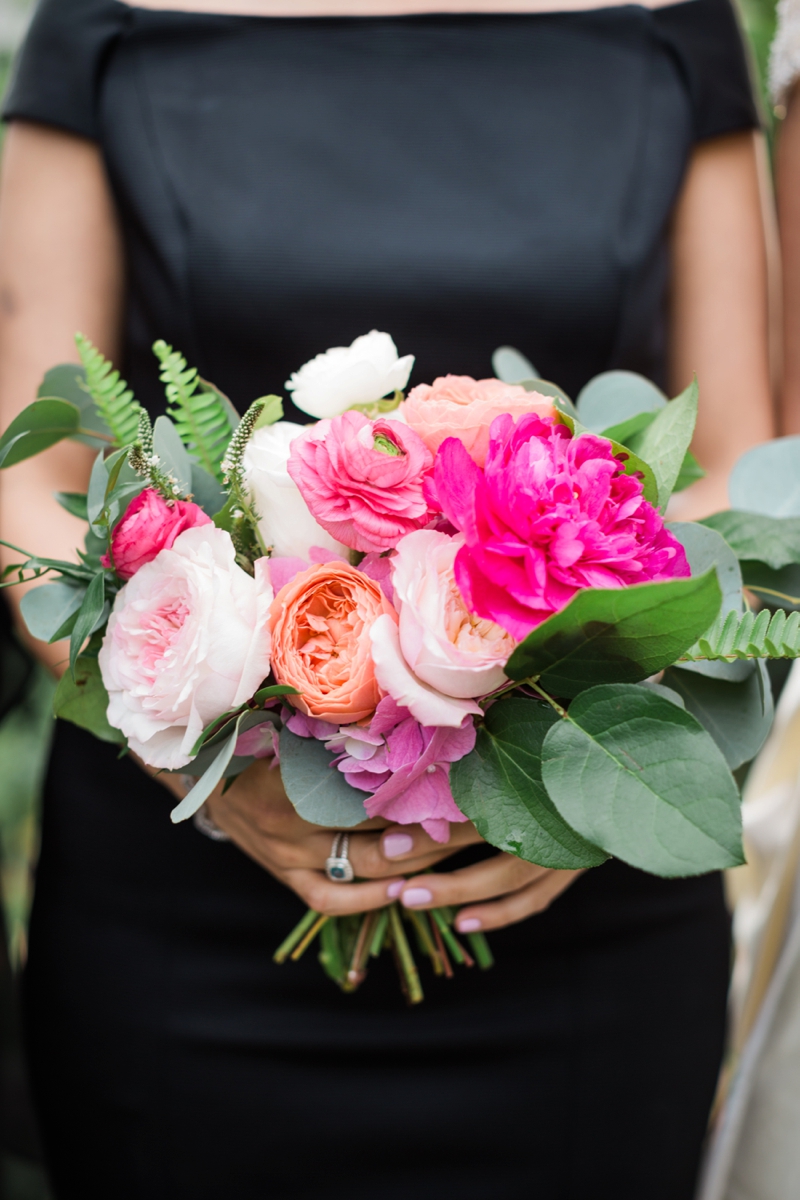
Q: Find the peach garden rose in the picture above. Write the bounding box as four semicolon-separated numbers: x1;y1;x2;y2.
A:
269;561;396;725
402;374;554;467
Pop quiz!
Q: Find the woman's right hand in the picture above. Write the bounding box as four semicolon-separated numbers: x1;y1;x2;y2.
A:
200;759;482;915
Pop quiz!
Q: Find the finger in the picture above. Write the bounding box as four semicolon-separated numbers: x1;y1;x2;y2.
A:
380;821;483;863
397;853;549;910
282;868;407;917
453;870;584;933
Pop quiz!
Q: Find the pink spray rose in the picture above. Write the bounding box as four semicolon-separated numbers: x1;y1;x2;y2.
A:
287;411;434;553
402;375;554;467
98;526;273;770
101;488;211;580
431;413;690;641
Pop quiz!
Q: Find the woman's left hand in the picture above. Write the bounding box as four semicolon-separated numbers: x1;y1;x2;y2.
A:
379;823;583;933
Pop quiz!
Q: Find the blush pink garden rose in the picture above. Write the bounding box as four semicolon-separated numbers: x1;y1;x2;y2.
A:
431;413;690;641
269;561;396;724
101;487;212;580
402;375;555;467
287;411;434;553
98;526;273;770
368;529;515;727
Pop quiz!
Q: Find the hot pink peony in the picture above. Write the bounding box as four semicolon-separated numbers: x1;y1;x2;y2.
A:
432;414;690;641
101;488;211;580
403;374;554;467
287;411;434;553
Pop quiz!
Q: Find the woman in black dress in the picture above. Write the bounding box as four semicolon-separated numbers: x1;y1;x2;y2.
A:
0;1;775;1196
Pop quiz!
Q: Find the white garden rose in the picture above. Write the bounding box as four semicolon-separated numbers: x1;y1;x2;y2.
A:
285;330;415;419
98;525;273;770
242;421;347;560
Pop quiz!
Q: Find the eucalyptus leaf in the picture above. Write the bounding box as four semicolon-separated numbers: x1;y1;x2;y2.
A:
279;726;368;827
0;400;80;468
55;491;89;521
450;699;607;869
541;683;744;876
153;416;192;495
741;560;800;610
669;522;752;681
625;377;698;511
492;345;539;383
190;463;226;515
701;511;800;571
522;378;576;416
673;450;705;493
20;582;85;643
600;410;656;444
662;662;773;770
50;598;109;645
504;570;722;697
729;436;800;517
576;370;666;433
69;572;106;672
170;713;247;823
38;363;113;447
53;655;124;745
87;450;109;530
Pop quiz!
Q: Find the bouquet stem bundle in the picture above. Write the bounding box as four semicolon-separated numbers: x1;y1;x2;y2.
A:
274;902;493;1004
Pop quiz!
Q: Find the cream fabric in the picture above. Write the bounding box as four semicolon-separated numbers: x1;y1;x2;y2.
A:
770;0;800;105
699;661;800;1200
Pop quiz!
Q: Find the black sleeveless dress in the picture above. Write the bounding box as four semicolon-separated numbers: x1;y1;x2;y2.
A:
4;3;758;1197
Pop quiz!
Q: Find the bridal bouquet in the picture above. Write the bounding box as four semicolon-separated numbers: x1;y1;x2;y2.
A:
3;331;800;1001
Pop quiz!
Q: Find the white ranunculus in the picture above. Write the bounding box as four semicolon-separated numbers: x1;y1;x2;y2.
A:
242;421;347;560
285;330;415;419
98;526;273;770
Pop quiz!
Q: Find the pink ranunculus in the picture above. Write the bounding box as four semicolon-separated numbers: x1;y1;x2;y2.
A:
101;488;212;580
390;528;515;698
98;526;273;770
287;411;434;553
432;414;690;641
402;375;555;467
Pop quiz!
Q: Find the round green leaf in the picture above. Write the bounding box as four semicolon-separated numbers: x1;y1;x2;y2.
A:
541;683;744;877
53;655;124;745
450;699;607;869
0;399;80;468
504;569;722;697
492;345;539;383
662;662;773;771
701;510;800;571
576;371;666;433
729;437;800;517
279;727;368;827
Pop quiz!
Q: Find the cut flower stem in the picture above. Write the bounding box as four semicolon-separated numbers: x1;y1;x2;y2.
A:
274;901;493;1002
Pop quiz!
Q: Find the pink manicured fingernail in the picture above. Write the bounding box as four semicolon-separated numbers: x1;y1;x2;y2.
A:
456;917;482;933
386;880;404;899
383;833;413;859
402;887;433;907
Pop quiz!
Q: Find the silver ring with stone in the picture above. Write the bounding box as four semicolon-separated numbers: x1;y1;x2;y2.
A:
325;832;354;883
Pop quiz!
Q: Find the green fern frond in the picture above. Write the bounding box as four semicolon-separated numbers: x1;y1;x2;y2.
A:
679;607;800;662
75;333;142;448
153;341;236;483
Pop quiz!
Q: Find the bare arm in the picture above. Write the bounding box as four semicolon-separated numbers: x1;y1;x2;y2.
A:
0;122;124;673
667;130;775;520
778;83;800;434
